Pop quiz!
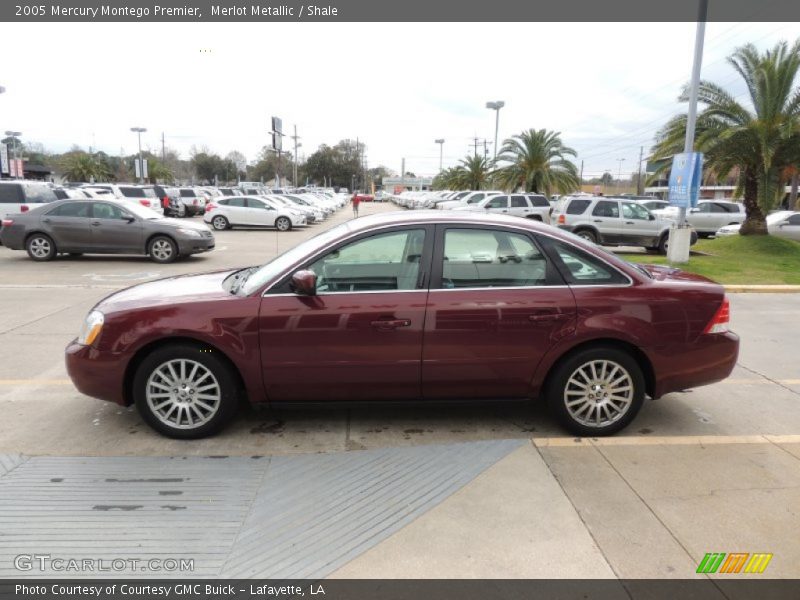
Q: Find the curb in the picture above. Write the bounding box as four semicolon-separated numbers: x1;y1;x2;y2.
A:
724;285;800;293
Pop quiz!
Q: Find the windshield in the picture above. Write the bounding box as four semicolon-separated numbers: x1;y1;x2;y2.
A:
240;222;354;295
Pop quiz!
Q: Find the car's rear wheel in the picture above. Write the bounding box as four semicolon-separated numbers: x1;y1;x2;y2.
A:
148;236;178;263
574;229;597;244
275;216;292;232
526;215;543;221
211;215;229;230
133;344;239;439
546;346;645;436
26;234;57;261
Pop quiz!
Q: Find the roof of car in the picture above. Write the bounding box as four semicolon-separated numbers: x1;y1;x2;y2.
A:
340;209;555;233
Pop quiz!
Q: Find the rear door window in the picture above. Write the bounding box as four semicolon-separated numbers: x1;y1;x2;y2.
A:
485;196;509;209
48;202;92;217
510;196;529;208
566;199;591;214
592;201;620;218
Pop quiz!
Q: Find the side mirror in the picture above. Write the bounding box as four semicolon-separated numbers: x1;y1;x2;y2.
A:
124;216;136;223
689;207;700;213
290;270;317;296
649;214;655;221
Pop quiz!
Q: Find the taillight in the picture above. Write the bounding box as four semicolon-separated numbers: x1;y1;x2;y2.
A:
557;214;565;224
139;199;150;207
1;219;13;226
20;205;29;213
703;297;730;334
205;203;216;212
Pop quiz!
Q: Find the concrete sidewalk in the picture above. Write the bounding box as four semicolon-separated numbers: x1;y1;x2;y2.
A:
2;436;798;581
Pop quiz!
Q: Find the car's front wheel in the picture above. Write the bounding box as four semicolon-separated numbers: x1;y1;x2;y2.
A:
26;233;57;261
275;216;292;232
148;235;178;263
546;346;645;436
133;344;239;439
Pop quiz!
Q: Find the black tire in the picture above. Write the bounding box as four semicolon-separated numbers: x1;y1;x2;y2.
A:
657;232;669;254
133;343;239;439
275;216;292;232
148;235;178;264
526;215;543;221
211;215;229;231
546;346;645;437
26;233;57;261
574;229;598;244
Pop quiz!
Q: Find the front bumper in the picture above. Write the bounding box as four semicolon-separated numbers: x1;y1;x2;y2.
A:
65;340;127;405
176;235;215;255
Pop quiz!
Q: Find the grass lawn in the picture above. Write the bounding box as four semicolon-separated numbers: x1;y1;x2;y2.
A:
618;235;800;284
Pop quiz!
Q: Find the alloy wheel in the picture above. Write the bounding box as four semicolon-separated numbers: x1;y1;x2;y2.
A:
29;237;51;258
145;359;221;429
151;239;173;261
563;359;634;428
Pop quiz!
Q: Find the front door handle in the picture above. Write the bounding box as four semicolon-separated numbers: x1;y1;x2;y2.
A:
371;318;411;330
91;221;101;226
593;219;604;223
625;221;635;225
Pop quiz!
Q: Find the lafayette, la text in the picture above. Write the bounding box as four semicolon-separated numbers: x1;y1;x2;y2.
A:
16;584;324;597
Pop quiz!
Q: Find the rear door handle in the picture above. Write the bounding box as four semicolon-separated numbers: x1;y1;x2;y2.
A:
371;318;411;330
593;219;603;223
528;313;570;322
91;221;101;226
625;221;635;225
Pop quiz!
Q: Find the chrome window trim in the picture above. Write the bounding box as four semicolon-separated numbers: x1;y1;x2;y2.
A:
259;220;636;297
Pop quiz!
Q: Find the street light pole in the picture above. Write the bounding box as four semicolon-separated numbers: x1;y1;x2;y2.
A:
130;127;147;184
485;101;505;161
434;139;445;172
617;158;625;191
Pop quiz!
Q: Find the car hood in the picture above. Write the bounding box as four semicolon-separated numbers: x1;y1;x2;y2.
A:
154;218;210;231
95;269;238;314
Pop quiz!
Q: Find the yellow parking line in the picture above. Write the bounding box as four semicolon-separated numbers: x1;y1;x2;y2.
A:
533;434;800;447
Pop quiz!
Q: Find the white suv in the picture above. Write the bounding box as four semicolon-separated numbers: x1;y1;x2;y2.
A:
453;193;552;222
437;190;503;210
0;181;59;219
551;196;697;253
653;200;745;237
81;184;163;215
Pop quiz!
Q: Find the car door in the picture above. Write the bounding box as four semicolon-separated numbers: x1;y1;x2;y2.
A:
246;197;278;226
483;195;510;215
621;201;658;245
222;197;252;225
41;202;93;250
775;213;800;241
89;202;144;253
422;225;576;399
590;200;625;243
509;195;531;218
259;226;433;401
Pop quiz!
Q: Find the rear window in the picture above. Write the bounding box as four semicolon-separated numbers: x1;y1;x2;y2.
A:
566;199;591;214
0;184;24;204
119;186;145;198
180;189;196;197
23;184;59;204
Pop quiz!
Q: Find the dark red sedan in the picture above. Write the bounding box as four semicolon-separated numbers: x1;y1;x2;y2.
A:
66;211;738;438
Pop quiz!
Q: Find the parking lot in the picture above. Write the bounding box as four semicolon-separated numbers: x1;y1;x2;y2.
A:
1;200;799;580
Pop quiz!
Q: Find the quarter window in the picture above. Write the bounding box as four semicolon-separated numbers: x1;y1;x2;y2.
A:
441;228;550;289
566;199;591;214
549;240;629;285
308;229;426;292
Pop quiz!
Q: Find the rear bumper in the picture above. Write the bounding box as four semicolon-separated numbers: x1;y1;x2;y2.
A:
65;340;127;405
0;226;25;249
652;331;740;398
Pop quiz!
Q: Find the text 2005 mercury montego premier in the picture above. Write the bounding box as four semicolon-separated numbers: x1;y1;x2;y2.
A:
66;211;739;438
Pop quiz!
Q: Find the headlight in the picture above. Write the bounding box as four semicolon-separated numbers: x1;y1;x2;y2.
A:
177;227;202;237
77;310;104;346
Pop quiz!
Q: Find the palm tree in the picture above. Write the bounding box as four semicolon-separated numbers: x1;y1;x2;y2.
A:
60;152;111;182
492;129;579;195
652;40;800;235
439;155;493;190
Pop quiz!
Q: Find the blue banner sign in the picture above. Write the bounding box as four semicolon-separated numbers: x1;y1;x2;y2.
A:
668;152;703;208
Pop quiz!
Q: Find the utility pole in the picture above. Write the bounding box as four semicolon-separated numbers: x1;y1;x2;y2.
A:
435;139;445;172
472;136;479;158
616;158;625;192
637;146;644;195
401;157;405;191
580;160;584;190
291;125;300;188
161;132;165;161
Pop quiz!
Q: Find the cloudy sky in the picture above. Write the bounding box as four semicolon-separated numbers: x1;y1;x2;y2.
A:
1;21;797;179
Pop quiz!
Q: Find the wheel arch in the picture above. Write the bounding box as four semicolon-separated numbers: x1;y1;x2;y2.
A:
539;337;656;400
145;231;178;252
122;336;247;407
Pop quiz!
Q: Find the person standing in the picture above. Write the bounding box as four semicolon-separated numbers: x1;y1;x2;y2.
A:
352;192;361;217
